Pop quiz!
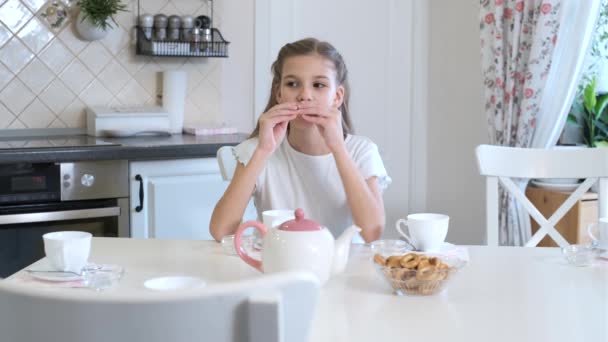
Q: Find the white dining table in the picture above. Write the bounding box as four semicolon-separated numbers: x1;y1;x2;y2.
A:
7;238;608;342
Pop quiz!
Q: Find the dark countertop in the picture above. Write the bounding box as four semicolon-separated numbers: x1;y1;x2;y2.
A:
0;133;249;164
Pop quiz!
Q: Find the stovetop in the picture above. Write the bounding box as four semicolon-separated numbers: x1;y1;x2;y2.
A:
0;136;119;150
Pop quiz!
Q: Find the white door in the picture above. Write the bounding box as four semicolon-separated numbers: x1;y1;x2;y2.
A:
254;0;416;238
130;159;224;240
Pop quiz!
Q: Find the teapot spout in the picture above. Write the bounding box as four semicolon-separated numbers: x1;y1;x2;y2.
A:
331;225;362;275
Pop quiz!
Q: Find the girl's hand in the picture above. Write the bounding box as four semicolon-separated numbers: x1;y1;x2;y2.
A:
298;102;345;153
257;102;299;154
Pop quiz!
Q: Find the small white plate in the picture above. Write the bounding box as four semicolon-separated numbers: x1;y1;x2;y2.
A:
28;271;82;282
26;259;83;282
144;276;206;291
530;180;582;191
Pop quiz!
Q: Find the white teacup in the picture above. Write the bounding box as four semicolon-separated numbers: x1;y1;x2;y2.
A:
588;217;608;250
43;231;92;273
395;213;449;252
262;209;295;229
251;209;295;247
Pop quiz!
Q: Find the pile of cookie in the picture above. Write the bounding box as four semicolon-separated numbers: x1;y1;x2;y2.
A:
373;253;452;295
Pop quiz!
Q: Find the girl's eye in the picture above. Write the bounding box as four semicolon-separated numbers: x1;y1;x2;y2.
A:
285;81;297;87
314;82;326;88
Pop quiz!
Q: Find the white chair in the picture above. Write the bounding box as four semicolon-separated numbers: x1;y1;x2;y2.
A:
217;145;238;181
476;145;608;247
0;271;320;342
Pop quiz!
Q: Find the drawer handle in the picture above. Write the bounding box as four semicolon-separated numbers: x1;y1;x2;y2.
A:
135;174;144;212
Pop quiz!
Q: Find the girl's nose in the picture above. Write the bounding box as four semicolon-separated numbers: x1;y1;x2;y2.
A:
297;88;313;102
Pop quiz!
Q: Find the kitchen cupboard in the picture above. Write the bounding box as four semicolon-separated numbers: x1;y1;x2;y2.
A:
129;158;256;240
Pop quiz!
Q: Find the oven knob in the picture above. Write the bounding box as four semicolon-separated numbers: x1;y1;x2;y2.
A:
81;174;95;187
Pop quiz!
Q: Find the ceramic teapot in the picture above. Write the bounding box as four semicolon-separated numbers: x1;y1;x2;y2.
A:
234;208;361;285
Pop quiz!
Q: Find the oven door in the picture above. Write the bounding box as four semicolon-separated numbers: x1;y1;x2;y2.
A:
0;198;128;278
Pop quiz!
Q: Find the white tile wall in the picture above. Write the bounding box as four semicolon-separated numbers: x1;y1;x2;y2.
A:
0;78;34;114
17;17;52;53
0;0;33;34
0;23;11;47
0;0;225;129
18;57;53;93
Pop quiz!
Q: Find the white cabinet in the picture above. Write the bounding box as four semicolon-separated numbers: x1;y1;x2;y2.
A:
129;158;226;240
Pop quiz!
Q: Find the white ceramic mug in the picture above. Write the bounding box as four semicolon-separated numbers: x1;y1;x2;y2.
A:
43;231;92;273
588;217;608;249
395;213;449;252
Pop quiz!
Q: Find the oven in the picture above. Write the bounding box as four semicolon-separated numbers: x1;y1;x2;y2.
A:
0;160;129;278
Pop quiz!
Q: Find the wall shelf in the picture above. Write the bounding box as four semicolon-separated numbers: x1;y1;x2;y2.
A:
135;0;229;58
135;27;230;57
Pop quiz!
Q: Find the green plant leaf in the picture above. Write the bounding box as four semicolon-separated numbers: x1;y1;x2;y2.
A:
78;0;128;31
567;114;580;126
583;135;592;147
595;140;608;148
596;120;608;136
583;77;597;113
570;99;584;115
601;104;608;123
595;93;608;120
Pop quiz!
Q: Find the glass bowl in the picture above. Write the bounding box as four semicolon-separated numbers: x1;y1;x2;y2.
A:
370;239;411;257
561;244;598;267
82;264;124;291
221;234;257;256
372;253;465;296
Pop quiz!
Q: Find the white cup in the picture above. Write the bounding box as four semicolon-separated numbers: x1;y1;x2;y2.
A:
395;213;449;252
262;209;295;229
250;209;295;248
588;217;608;249
42;231;92;273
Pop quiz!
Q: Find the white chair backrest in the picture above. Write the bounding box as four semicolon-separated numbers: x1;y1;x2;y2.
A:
217;146;237;181
216;145;258;222
0;272;320;342
476;144;608;247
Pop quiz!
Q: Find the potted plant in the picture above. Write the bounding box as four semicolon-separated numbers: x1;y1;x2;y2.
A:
567;77;608;148
75;0;127;41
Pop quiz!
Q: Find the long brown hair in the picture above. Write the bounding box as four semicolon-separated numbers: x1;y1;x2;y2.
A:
250;37;353;138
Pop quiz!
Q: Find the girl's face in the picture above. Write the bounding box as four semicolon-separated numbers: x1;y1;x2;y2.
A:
276;54;344;127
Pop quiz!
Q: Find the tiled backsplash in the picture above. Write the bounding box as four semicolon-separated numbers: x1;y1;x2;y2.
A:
0;0;225;130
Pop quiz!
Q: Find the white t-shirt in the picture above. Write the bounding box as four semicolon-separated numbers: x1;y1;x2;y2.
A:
233;134;391;243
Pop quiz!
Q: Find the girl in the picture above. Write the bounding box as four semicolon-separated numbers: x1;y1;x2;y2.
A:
210;38;391;243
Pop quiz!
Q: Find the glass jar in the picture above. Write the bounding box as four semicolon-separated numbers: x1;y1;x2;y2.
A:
153;14;167;41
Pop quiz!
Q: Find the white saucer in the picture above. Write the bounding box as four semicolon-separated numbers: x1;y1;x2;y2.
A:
26;259;83;282
530;180;582;191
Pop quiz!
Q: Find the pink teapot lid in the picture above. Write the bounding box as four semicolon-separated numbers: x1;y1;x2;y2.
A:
278;208;322;231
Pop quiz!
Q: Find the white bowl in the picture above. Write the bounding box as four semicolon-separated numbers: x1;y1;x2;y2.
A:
534;178;581;185
144;276;206;291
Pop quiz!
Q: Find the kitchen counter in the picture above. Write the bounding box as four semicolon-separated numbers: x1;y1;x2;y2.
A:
0;133;249;164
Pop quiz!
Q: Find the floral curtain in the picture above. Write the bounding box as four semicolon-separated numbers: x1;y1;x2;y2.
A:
480;0;601;245
480;0;562;246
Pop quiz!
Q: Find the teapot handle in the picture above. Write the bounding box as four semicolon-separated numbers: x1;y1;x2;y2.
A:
234;220;267;272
